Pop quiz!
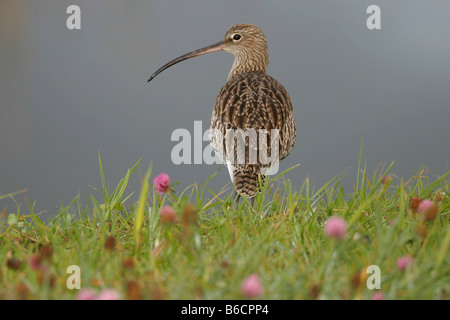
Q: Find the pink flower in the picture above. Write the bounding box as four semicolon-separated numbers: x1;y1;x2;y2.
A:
397;255;414;271
372;292;384;300
324;216;347;239
30;255;43;270
382;175;392;185
97;289;121;300
241;274;263;299
77;288;97;300
154;172;170;195
160;205;177;224
416;199;438;221
76;288;121;300
417;200;434;213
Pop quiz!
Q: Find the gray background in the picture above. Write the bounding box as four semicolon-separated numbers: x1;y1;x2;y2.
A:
1;0;449;218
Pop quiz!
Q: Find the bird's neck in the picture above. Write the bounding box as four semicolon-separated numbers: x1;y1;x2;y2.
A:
228;51;269;81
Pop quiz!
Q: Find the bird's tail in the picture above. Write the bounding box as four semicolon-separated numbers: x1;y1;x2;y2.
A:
233;167;266;199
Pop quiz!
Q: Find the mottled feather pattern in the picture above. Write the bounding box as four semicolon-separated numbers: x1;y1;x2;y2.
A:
232;167;263;198
210;72;296;198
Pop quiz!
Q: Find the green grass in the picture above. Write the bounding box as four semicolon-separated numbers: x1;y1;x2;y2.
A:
0;154;448;300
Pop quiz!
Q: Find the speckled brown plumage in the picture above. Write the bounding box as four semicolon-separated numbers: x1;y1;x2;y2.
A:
147;24;296;200
210;71;295;198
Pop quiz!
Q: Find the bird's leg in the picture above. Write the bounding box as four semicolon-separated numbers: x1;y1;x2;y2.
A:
233;190;241;209
233;190;256;208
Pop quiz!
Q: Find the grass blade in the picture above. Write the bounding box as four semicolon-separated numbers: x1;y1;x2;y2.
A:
134;163;153;247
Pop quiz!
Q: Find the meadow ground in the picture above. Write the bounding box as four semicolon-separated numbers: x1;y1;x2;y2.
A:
0;154;448;300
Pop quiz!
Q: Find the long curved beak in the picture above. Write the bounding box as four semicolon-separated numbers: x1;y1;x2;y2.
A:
147;41;224;82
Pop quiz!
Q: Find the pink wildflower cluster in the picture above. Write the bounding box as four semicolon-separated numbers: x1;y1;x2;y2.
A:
241;274;264;298
77;288;121;300
324;216;347;239
154;172;171;195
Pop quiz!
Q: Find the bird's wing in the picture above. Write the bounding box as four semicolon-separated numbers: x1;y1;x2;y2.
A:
210;72;296;169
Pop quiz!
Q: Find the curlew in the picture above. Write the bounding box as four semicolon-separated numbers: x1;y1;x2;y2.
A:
148;24;296;204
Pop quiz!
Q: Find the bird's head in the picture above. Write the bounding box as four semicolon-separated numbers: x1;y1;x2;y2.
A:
147;24;268;82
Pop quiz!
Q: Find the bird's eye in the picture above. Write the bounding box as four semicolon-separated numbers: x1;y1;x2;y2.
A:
232;34;241;41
